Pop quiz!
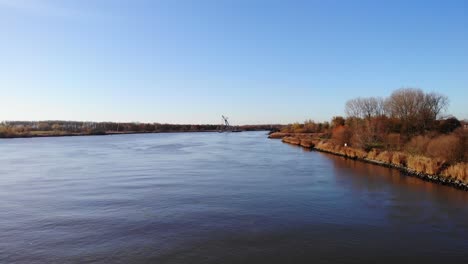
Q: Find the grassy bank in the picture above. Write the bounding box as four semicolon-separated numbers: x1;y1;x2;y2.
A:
270;132;468;190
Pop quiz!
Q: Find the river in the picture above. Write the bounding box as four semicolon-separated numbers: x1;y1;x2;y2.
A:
1;131;467;263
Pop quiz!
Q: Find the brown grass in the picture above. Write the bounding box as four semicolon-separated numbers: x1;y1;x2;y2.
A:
315;141;366;159
343;147;367;159
300;139;316;148
334;144;343;154
407;155;445;175
268;132;291;139
391;152;407;166
366;149;379;160
355;149;368;159
282;136;301;145
375;151;393;164
441;163;468;182
315;141;334;152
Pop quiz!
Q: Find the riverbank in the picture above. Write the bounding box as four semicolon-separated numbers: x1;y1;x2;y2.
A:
269;132;468;191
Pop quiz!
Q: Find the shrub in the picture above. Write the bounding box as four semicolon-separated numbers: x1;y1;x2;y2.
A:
452;128;468;162
331;125;352;146
384;133;402;150
405;135;431;155
426;134;464;163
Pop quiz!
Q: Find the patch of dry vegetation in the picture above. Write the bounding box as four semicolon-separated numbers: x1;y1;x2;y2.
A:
375;151;393;164
268;132;292;139
391;152;407;167
282;136;301;145
366;149;379;160
405;135;431;155
344;147;367;159
442;163;468;182
407;155;445;175
426;134;465;163
300;138;316;148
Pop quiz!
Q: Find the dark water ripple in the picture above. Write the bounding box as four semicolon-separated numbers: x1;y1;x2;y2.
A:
1;132;467;263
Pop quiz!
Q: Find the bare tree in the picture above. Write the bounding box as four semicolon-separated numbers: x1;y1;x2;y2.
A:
345;97;386;119
387;88;424;120
375;97;387;116
424;92;449;120
345;98;364;118
386;88;449;134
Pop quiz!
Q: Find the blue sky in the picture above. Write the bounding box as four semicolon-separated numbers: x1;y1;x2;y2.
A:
0;0;467;124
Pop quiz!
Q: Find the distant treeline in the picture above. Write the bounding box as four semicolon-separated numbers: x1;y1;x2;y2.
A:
0;121;283;138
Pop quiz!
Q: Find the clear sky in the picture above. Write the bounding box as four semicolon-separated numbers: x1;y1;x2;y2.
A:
0;0;467;125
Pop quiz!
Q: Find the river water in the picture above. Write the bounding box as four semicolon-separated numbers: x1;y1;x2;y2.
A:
1;131;467;263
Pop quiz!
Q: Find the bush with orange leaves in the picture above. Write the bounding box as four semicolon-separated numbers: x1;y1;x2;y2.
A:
331;125;352;146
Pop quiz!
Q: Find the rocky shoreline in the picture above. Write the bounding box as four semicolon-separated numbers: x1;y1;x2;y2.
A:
270;133;468;191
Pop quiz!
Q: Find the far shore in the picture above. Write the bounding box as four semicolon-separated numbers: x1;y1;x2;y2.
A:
0;121;282;139
0;130;217;139
0;129;274;139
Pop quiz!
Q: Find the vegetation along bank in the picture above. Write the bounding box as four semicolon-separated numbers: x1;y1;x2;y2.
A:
269;88;467;190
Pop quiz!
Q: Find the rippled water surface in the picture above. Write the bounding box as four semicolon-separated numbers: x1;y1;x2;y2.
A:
1;132;467;263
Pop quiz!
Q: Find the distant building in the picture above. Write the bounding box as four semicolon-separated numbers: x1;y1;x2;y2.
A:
462;120;468;129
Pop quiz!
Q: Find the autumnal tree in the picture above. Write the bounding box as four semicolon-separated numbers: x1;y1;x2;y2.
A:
332;125;352;146
331;116;345;128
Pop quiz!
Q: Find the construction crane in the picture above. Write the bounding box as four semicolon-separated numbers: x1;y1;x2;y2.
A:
221;115;230;130
220;115;241;132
